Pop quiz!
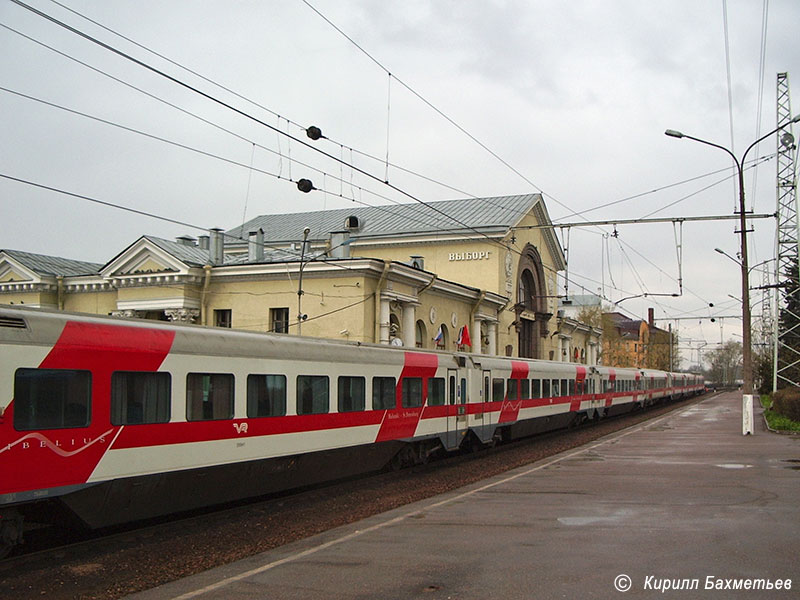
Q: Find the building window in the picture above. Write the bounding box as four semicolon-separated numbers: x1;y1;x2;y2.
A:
297;375;329;415
111;371;171;425
247;374;287;417
415;320;427;349
186;373;234;421
372;377;396;410
271;307;289;333
14;368;91;430
214;309;232;328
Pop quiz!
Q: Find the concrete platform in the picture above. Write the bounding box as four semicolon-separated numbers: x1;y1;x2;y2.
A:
129;392;800;599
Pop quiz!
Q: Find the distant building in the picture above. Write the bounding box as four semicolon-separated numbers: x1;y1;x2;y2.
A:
602;308;673;370
557;294;603;366
1;194;577;360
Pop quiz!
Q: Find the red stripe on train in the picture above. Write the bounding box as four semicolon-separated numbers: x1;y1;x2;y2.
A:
498;361;529;423
0;321;174;495
375;352;439;442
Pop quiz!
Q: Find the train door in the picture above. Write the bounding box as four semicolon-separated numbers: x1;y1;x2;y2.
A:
446;369;467;449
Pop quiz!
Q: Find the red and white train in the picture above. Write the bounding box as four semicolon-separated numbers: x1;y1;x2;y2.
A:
0;304;703;556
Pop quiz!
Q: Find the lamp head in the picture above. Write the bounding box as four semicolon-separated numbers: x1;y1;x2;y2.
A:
665;129;684;138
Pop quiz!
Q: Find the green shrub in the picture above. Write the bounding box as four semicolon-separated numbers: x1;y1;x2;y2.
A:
771;388;800;422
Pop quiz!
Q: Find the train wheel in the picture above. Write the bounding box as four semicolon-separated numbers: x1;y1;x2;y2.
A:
0;512;23;558
390;446;415;471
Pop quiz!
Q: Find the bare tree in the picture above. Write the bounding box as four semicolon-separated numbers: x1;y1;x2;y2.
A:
706;341;742;387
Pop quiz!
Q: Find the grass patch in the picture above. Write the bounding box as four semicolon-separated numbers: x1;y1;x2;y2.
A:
763;409;800;432
760;394;772;409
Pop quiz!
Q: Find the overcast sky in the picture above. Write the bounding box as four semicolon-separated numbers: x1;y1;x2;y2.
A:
2;0;799;366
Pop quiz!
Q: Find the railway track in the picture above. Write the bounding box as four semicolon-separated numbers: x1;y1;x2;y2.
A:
0;394;708;600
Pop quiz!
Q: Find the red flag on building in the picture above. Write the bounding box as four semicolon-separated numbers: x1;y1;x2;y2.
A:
457;325;472;347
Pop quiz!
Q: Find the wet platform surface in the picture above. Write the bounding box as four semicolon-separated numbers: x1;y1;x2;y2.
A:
129;392;799;599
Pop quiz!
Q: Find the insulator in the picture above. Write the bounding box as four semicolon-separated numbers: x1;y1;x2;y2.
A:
297;179;314;193
306;126;322;140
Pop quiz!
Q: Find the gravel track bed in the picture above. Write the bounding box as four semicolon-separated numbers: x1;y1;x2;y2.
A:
0;397;702;600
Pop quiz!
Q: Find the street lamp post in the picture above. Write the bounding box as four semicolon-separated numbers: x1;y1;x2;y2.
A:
665;115;800;399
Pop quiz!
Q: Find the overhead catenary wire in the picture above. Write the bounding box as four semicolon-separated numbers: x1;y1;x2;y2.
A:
5;2;602;299
37;0;482;206
4;1;677;290
3;0;756;338
0;84;452;235
721;0;740;214
8;0;484;237
749;0;770;211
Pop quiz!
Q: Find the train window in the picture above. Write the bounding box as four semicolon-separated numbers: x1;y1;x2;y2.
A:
483;375;490;402
372;377;396;410
449;375;456;405
297;375;329;415
520;379;530;399
551;379;560;397
401;378;423;408
428;377;445;406
506;379;518;401
561;379;569;396
460;378;467;403
186;373;234;421
542;379;551;398
568;380;576;396
492;378;504;402
532;379;541;398
338;376;365;412
13;368;91;431
247;374;287;418
111;371;170;425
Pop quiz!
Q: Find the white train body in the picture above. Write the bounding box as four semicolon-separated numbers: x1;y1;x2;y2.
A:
0;305;703;549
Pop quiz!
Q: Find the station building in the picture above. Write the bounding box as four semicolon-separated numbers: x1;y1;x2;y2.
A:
0;194;602;363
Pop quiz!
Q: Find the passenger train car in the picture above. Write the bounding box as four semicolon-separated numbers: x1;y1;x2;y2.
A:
0;305;704;556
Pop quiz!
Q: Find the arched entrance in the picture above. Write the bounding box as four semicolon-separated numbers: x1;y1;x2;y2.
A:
516;244;552;359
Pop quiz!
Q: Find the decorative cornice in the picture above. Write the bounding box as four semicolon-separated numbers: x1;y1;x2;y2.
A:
0;282;57;293
108;273;204;287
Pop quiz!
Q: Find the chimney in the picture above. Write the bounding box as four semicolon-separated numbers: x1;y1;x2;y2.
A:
176;235;196;246
197;235;209;250
249;229;264;262
648;307;654;328
209;228;224;266
329;231;351;259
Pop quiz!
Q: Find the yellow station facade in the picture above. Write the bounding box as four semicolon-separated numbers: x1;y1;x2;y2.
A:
0;194;602;364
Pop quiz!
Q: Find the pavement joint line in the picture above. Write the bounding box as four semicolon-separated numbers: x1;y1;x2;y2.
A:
168;399;702;600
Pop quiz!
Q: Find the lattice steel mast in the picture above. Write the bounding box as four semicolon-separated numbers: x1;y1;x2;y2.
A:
773;73;800;390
